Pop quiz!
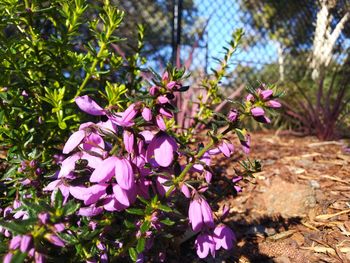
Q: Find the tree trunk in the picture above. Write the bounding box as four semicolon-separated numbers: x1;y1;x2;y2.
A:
309;0;349;81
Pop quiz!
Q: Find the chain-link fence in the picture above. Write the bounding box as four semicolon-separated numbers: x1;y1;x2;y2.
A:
119;0;350;89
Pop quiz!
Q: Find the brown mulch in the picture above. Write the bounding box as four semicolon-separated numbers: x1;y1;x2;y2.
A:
218;132;350;263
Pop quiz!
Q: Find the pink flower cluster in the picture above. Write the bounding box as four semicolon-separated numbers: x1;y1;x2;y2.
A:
247;87;282;123
42;72;280;260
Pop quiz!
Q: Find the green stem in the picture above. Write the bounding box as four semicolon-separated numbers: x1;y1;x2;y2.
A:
165;135;222;198
71;43;106;102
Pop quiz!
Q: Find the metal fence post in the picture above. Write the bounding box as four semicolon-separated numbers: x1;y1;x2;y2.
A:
171;0;183;65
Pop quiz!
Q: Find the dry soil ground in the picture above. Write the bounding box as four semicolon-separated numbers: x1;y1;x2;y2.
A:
218;132;350;263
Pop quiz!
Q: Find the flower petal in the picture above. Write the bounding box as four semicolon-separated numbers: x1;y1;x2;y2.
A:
115;158;135;190
90;157;117;183
75;95;105;115
62;130;85;154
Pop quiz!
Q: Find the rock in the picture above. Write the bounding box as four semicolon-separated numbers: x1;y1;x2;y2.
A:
256;177;316;218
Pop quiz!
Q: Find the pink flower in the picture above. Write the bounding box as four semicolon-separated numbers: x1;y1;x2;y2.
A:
90;157;117;183
250;107;265;117
123;130;135;154
45;234;65;247
20;235;33;253
240;134;251;154
115;158;135;190
9;235;21;250
195;233;216;258
246;93;254;102
141;107;152;121
112;103;139;127
62;130;85;154
259;89;273;100
147;132;178;167
75;95;105;116
155;115;166;131
266;99;281;108
228;109;238;122
78;205;103;217
113;184;136;207
213;225;236;250
188;197;214;231
181;184;191;198
3;253;13;263
218;140;234;157
58;153;82;178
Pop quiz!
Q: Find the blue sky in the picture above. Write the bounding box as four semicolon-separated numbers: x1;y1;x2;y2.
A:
191;0;278;71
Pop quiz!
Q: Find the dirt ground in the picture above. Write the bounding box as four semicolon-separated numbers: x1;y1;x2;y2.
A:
218;132;350;263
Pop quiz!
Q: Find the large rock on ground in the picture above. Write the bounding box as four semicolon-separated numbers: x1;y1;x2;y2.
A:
256;177;316;218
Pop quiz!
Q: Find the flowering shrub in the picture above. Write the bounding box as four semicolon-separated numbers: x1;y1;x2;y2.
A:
0;61;281;261
0;1;283;262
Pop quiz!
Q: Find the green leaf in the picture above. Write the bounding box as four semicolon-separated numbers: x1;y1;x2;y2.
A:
128;247;138;262
126;208;144;216
136;237;145;254
158;204;172;213
160;218;175;226
124;220;136;229
54;190;63;209
56;232;79;245
140;221;150;234
235;128;246;141
21;199;44;214
0;219;29;235
9;251;26;263
62;200;80;216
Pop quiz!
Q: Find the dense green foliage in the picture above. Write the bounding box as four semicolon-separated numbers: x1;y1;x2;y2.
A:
0;0;146;172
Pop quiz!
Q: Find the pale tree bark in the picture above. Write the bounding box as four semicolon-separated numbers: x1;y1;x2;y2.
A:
310;0;349;80
276;41;285;81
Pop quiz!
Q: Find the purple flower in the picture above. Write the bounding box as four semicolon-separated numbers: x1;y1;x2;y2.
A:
259;89;273;100
90;156;117;183
195;233;216;258
78;205;103;217
112;103;139;127
38;212;50;224
115;158;135;190
159;107;173;118
155;176;173;196
147;132;178;167
228;109;238;122
70;184;107;205
75;95;105;116
9;235;21;250
181;184;191;198
157;95;169;104
246;93;254;102
188;197;214;231
266;99;281;108
142;107;152;121
20;235;33;253
3;253;13;263
34;252;45;263
155;115;166;131
218;140;234;157
240;134;251;154
62;130;85;154
149;86;160;96
45;234;65;247
113;184;136;207
250;107;265;117
213;225;236;250
123;130;135;154
58;153;82;178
